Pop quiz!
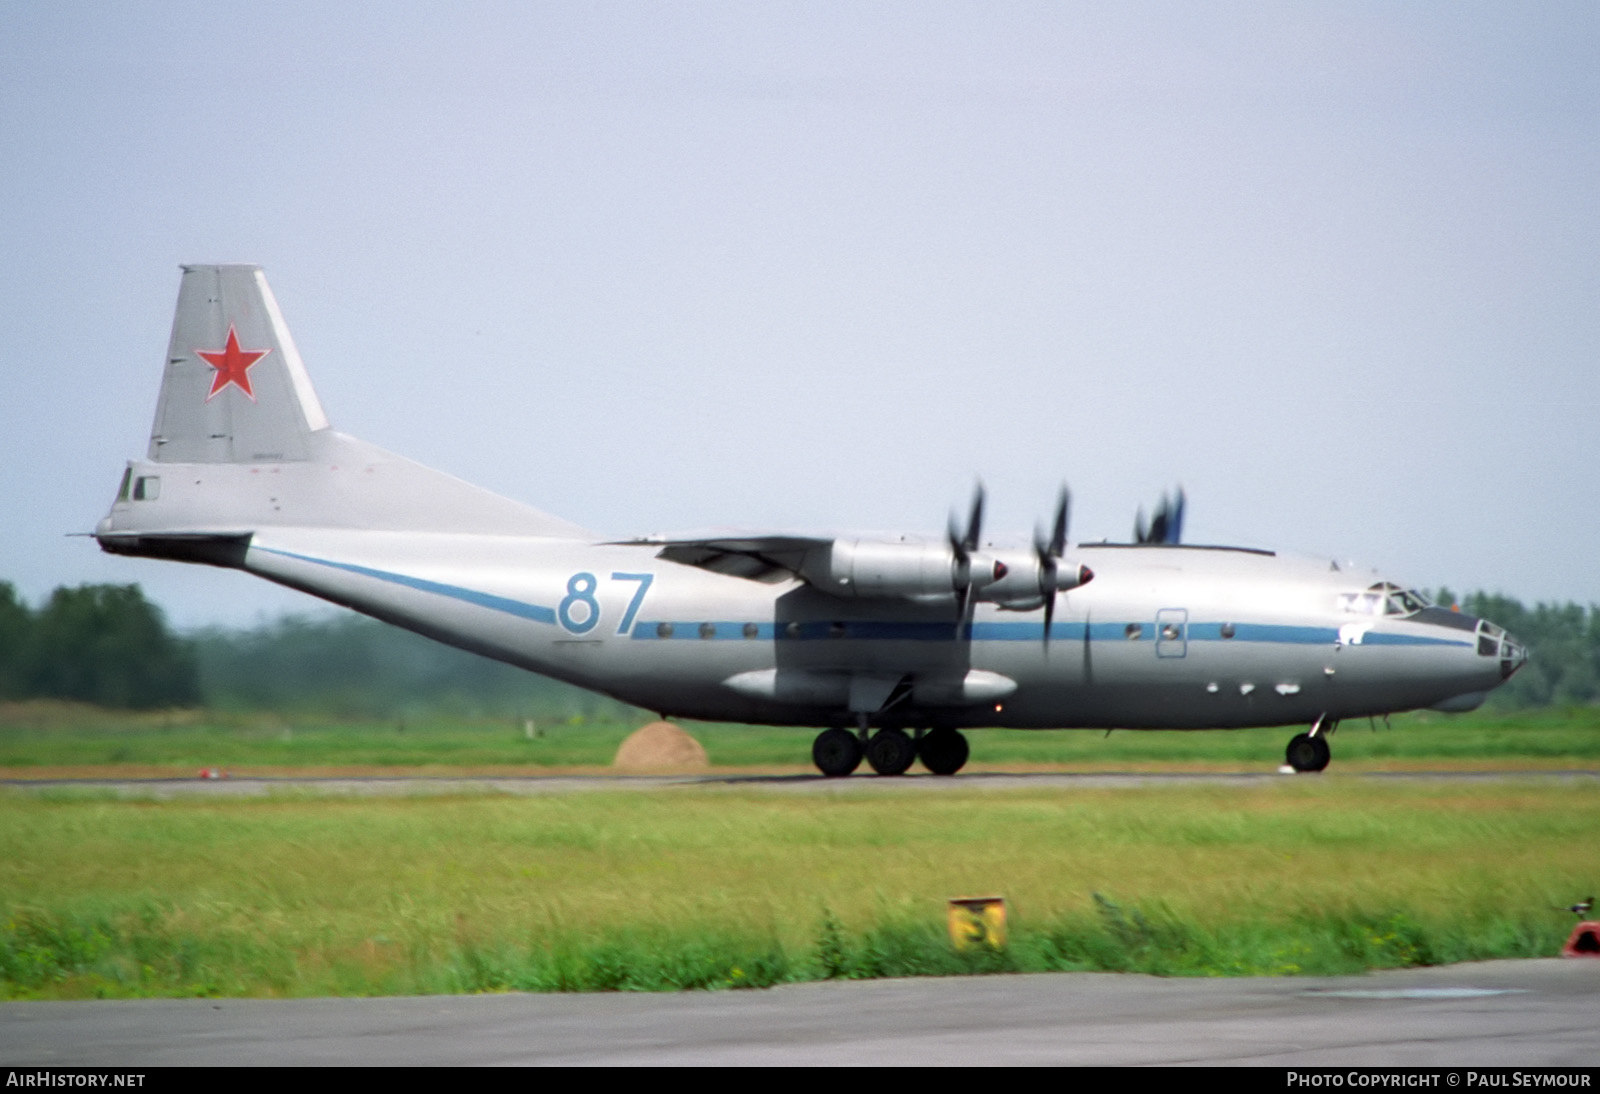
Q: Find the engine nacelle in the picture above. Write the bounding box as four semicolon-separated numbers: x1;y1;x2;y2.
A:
983;552;1095;608
1050;561;1094;592
817;538;1004;599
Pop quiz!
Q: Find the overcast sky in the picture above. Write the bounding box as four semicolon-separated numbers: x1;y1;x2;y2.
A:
2;2;1596;628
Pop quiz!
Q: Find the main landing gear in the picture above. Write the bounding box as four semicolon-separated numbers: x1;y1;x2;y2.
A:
1284;717;1336;773
811;727;971;777
916;728;969;776
812;728;862;777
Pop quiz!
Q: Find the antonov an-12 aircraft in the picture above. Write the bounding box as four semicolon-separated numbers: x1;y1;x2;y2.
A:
96;266;1527;776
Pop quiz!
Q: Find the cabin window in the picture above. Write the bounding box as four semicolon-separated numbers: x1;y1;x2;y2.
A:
785;622;802;639
1220;622;1236;639
698;622;716;639
743;623;759;639
656;622;674;638
1125;623;1142;640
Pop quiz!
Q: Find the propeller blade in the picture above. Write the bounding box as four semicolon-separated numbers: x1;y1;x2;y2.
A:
1149;504;1168;545
961;483;984;553
1082;608;1094;684
1049;486;1070;558
1134;488;1185;545
1037;484;1071;646
948;482;984;637
956;582;973;640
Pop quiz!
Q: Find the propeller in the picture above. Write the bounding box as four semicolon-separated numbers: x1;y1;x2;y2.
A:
1034;487;1069;645
1034;486;1093;646
1134;488;1186;545
1082;607;1095;683
948;483;987;636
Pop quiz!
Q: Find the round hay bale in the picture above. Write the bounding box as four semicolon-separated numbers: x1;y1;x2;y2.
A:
613;721;709;771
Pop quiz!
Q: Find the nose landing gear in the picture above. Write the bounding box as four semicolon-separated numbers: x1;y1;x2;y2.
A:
1284;716;1336;772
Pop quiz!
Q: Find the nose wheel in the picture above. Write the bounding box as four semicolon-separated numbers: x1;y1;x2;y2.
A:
1285;731;1331;773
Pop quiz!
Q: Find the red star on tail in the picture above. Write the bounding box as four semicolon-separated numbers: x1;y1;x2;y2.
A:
196;325;270;401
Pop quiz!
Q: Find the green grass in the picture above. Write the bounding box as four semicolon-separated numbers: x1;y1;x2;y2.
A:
1;780;1594;998
2;702;1599;772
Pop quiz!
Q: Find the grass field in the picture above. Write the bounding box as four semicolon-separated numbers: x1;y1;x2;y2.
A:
1;777;1595;999
2;701;1598;775
2;701;1595;1000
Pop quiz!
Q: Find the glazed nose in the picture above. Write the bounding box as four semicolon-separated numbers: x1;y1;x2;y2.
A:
1500;633;1528;679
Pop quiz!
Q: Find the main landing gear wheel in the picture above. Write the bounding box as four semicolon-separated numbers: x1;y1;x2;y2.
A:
813;728;863;777
917;728;970;776
865;727;917;776
1285;732;1331;773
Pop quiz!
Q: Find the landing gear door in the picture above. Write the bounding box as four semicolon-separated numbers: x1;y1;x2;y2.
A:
1156;608;1188;659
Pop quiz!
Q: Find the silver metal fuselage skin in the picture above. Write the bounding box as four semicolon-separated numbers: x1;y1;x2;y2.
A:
101;480;1506;731
95;265;1518;734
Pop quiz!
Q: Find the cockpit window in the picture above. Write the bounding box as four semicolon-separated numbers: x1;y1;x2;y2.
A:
1340;582;1428;618
1387;589;1427;615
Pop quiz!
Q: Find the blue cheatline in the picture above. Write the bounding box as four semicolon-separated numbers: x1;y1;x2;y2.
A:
251;546;558;625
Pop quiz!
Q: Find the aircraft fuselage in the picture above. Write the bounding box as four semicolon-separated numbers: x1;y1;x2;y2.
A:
106;509;1513;732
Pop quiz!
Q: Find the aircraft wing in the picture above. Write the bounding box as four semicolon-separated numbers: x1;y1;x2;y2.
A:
609;532;829;584
616;519;1090;607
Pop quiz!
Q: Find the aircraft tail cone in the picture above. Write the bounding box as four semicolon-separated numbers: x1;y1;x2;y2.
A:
1561;922;1600;958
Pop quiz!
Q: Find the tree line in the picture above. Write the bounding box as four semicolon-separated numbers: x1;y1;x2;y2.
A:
0;581;617;718
1;580;1596;713
0;582;199;709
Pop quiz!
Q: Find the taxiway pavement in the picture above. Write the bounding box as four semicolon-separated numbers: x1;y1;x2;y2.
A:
3;960;1595;1066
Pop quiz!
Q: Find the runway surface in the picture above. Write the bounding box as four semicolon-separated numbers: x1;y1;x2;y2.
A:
5;769;1599;798
3;960;1596;1065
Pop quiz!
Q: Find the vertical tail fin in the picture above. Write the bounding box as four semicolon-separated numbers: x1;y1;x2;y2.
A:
149;265;329;463
102;264;593;541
